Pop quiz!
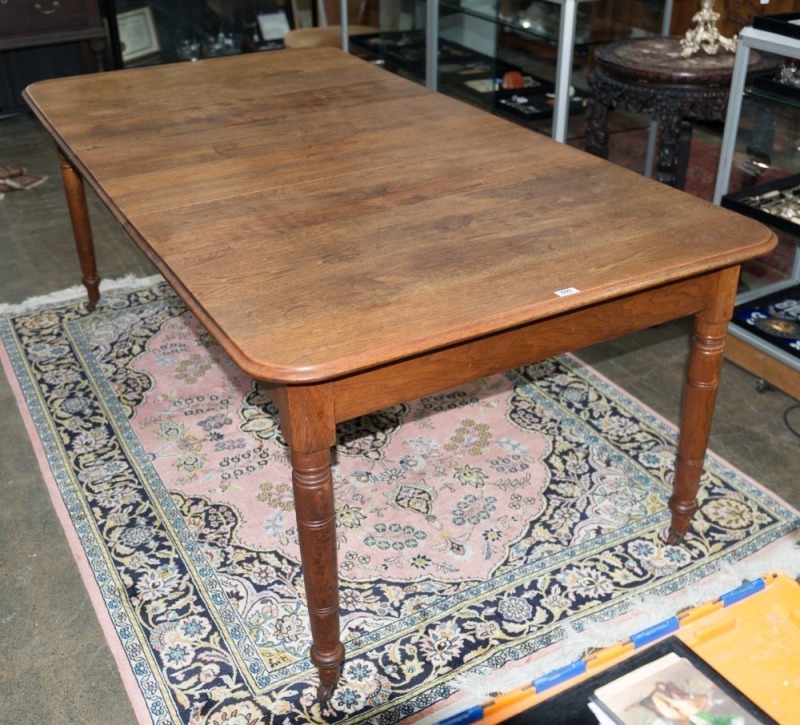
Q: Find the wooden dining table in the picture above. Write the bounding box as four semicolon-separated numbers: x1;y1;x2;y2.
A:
23;47;776;700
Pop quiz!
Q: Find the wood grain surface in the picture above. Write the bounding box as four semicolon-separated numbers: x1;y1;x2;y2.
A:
24;48;776;383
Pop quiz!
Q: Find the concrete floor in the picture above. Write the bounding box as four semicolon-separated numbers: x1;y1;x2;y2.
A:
1;112;798;723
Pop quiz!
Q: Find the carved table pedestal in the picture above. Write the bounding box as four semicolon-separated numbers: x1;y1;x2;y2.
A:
586;36;774;189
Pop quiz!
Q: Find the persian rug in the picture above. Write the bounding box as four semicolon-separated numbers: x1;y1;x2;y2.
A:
1;279;798;725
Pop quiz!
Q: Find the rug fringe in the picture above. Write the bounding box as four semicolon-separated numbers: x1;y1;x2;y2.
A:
449;535;800;702
0;274;164;316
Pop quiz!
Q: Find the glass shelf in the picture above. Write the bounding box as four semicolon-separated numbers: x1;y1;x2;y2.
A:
747;79;800;112
714;26;800;389
357;0;666;141
109;0;295;68
437;0;595;45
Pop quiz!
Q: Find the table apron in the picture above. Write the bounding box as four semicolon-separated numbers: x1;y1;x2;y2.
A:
330;268;736;423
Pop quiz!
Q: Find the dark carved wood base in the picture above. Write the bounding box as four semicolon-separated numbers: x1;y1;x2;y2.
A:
585;37;775;190
586;68;731;189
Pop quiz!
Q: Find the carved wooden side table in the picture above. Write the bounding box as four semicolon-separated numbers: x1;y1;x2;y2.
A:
585;36;774;189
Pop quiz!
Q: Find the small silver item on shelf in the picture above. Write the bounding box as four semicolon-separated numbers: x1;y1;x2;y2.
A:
740;181;800;226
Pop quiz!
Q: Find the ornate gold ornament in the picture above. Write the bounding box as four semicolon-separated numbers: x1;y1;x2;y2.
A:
680;0;738;57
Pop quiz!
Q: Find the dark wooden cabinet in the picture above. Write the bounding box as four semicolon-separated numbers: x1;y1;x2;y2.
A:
0;0;107;59
0;0;108;116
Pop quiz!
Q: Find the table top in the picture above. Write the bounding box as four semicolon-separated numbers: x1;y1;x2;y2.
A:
595;37;773;86
24;48;775;383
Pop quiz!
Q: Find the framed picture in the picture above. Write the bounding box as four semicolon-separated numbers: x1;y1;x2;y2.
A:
257;11;291;42
591;649;769;724
503;637;777;724
116;6;160;64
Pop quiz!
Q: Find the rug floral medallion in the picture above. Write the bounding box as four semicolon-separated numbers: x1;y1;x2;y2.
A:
1;283;797;724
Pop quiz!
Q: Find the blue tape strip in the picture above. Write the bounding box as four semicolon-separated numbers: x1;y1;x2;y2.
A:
437;704;485;725
629;616;680;648
720;577;765;607
439;578;767;725
533;660;587;693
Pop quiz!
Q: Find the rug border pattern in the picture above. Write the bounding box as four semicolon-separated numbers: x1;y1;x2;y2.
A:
1;283;798;725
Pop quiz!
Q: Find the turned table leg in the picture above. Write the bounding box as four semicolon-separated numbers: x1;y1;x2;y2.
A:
57;147;100;310
669;267;740;544
272;383;344;701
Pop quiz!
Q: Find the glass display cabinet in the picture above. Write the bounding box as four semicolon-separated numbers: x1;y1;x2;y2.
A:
107;0;296;67
350;0;667;140
714;20;800;399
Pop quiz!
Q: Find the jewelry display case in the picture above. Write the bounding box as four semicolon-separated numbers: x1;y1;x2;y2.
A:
714;22;800;398
350;0;667;140
108;0;295;67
